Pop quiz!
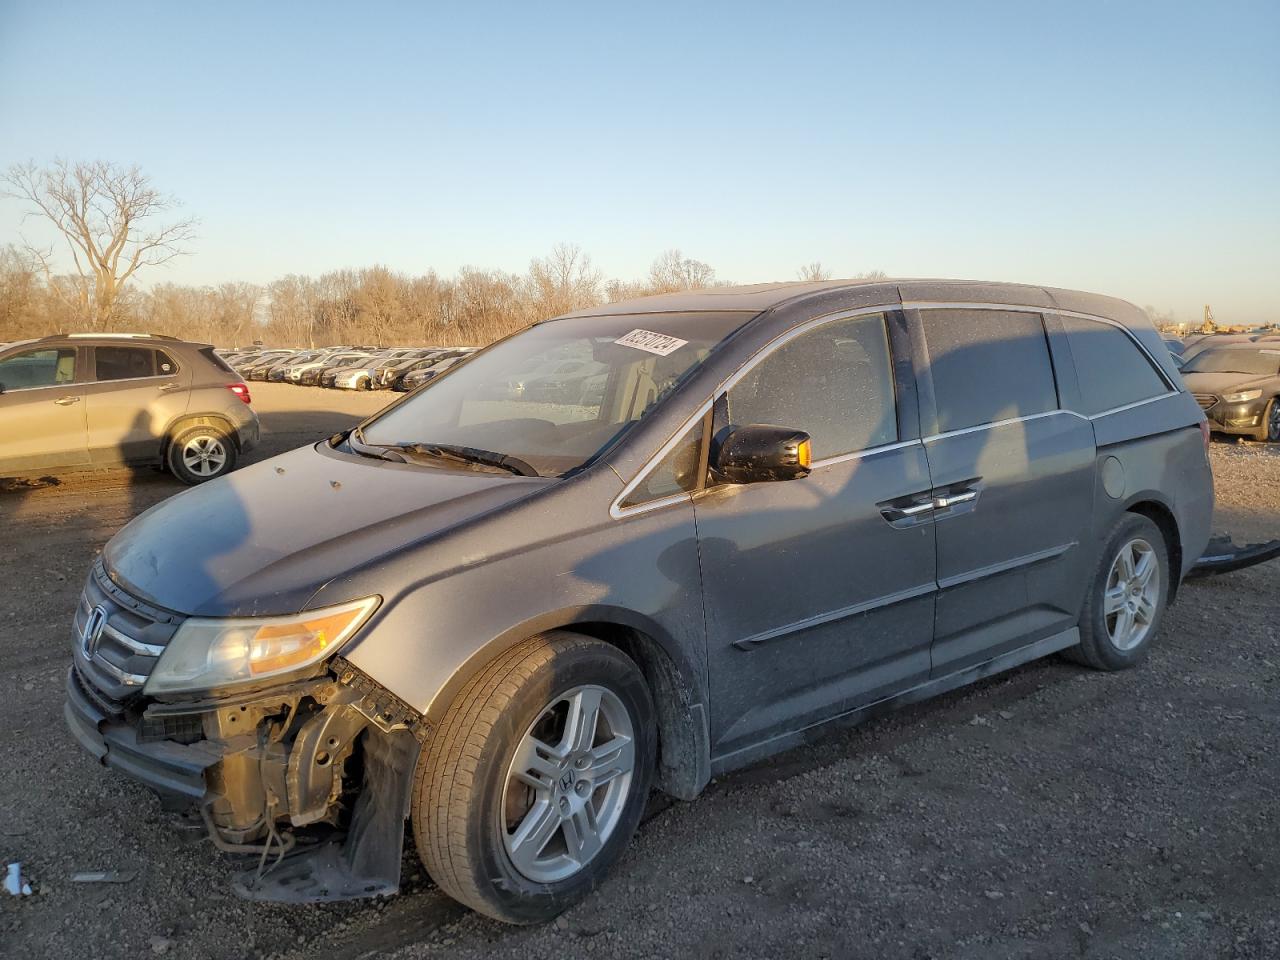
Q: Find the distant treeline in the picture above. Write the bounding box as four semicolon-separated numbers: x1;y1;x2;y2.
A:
0;244;875;347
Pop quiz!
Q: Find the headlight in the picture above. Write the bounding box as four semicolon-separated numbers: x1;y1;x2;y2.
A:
1223;388;1262;403
144;596;379;695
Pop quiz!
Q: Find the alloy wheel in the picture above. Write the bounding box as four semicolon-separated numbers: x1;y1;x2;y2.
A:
501;684;635;884
1269;402;1280;442
181;435;228;477
1103;537;1160;651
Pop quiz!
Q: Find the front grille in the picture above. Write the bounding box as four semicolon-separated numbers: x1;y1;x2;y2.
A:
1194;393;1217;410
72;561;183;705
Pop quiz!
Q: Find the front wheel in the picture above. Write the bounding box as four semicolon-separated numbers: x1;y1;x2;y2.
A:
411;632;655;924
1067;513;1170;670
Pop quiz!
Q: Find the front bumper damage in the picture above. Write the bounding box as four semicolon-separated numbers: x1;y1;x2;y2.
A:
1202;396;1269;436
64;656;426;902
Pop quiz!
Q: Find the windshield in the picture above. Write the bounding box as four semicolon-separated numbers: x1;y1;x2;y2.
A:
1184;348;1280;376
358;311;750;477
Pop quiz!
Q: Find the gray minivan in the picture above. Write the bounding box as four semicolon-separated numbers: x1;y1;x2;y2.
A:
64;280;1213;923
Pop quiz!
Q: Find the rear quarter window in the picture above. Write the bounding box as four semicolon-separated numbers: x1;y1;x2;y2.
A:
1060;316;1170;415
200;347;237;375
921;309;1058;432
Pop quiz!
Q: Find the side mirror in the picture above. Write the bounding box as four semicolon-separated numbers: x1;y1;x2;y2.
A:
713;424;812;484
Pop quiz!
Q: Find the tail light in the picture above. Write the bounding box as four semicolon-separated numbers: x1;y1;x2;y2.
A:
228;383;252;404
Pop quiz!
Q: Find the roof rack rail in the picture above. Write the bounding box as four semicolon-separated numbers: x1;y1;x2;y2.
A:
60;332;183;341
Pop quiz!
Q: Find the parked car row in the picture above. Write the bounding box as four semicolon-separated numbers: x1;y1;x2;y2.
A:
217;344;478;391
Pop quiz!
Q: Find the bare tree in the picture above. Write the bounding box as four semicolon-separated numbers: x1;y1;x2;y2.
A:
797;262;831;281
855;269;888;280
528;243;602;318
2;160;197;329
648;249;716;292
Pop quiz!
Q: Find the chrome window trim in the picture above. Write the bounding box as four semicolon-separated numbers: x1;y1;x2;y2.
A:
810;437;923;470
922;408;1089;443
0;380;81;394
88;373;179;387
1086;391;1180;419
610;305;896;520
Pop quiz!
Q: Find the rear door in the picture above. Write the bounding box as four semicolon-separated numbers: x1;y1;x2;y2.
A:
913;308;1096;674
696;310;937;757
83;344;192;464
0;344;89;470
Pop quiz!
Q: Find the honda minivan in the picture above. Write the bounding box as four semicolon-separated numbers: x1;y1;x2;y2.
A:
64;280;1213;923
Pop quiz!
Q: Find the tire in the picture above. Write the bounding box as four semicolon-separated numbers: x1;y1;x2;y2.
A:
1066;513;1170;670
1253;398;1280;443
412;631;656;924
166;424;238;485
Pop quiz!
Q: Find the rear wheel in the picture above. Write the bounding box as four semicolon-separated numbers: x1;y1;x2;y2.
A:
1067;513;1170;670
167;424;237;484
412;632;655;924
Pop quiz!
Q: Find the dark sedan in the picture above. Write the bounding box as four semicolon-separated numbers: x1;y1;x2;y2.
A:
1181;343;1280;442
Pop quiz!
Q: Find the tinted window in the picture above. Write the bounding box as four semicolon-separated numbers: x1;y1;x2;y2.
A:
922;310;1057;432
726;313;897;458
200;347;236;374
1060;316;1169;414
620;417;706;508
95;346;156;381
0;347;77;389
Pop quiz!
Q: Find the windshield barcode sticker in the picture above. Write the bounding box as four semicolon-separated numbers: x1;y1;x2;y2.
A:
614;329;688;356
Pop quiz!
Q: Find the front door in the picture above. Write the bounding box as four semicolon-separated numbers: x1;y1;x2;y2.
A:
0;345;89;471
914;308;1096;674
83;344;191;464
697;310;937;760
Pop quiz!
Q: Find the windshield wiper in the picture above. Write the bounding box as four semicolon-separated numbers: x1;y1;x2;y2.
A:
351;432;539;477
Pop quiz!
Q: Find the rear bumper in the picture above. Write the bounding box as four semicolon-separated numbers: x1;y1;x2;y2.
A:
63;667;216;801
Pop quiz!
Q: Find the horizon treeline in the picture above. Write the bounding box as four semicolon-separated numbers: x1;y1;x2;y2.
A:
0;243;878;347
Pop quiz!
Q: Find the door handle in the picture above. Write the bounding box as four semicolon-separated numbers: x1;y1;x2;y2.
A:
158;383;179;392
54;396;81;406
878;491;936;526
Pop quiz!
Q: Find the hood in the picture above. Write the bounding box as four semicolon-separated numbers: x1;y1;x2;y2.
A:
104;443;548;617
1181;371;1276;395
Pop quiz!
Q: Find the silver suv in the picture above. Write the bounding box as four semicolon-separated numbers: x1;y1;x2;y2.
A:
0;333;259;484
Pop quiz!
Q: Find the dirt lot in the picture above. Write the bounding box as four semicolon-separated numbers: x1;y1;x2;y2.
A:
2;383;1278;960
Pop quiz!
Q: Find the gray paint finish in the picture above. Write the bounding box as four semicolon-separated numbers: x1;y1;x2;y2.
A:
87;279;1215;792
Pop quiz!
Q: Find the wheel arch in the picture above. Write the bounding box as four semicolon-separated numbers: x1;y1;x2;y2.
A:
1124;496;1183;601
161;412;242;457
423;607;712;801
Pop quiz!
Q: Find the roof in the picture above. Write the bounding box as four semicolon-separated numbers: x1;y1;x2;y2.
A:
558;278;1144;326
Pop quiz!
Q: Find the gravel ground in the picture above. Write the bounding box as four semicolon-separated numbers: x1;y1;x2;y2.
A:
2;385;1277;960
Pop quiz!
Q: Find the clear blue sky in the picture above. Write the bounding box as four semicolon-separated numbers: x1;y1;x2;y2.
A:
1;0;1277;323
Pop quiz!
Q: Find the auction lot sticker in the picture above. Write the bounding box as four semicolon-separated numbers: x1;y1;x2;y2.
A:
615;329;689;356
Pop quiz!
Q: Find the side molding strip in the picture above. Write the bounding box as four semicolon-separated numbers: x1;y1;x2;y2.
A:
733;581;938;651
